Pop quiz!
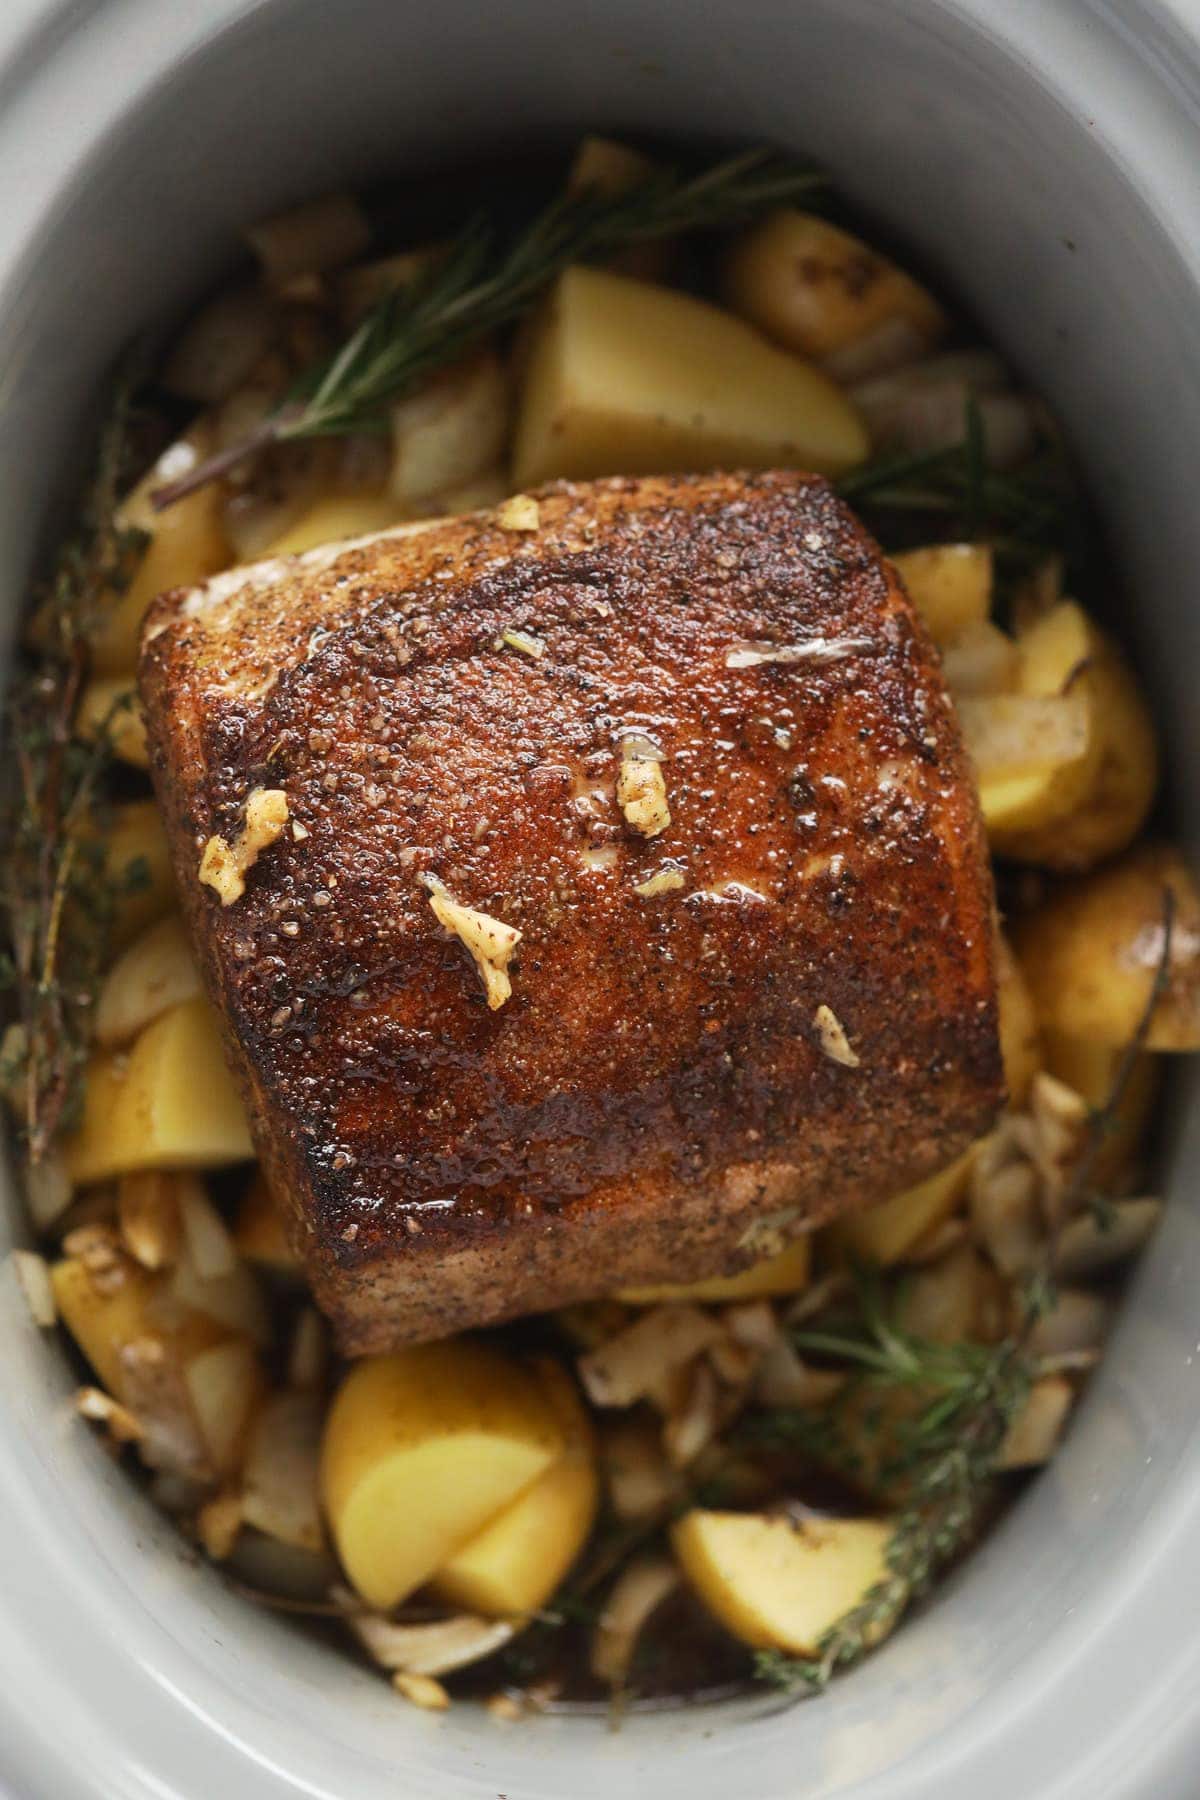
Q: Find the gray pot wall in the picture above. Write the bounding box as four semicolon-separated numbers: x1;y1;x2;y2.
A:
0;3;1198;1797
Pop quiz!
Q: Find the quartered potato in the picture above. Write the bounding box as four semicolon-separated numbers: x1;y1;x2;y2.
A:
100;800;177;950
724;211;944;377
835;1149;974;1267
432;1361;598;1617
671;1510;893;1654
1041;1031;1159;1187
1013;843;1200;1051
76;679;149;768
891;544;992;646
974;601;1157;869
95;916;200;1048
65;997;254;1187
617;1237;811;1305
321;1341;566;1610
512;265;868;487
91;431;231;677
264;493;409;556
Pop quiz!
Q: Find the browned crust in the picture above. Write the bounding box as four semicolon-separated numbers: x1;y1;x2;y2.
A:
140;471;1002;1352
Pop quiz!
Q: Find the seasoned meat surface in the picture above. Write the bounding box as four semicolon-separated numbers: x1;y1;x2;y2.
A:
140;472;1002;1352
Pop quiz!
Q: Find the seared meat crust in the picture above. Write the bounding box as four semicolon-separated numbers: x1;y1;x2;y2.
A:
141;472;1002;1352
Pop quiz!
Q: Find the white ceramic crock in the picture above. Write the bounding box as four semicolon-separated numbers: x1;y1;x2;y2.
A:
1;3;1198;1796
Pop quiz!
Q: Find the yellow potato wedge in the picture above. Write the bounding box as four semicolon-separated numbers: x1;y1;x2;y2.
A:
92;452;230;676
76;679;148;768
432;1361;598;1616
891;545;992;646
994;627;1158;870
617;1237;811;1305
835;1148;974;1266
100;800;177;949
996;930;1041;1107
51;1253;165;1396
321;1341;565;1610
940;621;1019;698
724;211;944;367
566;136;671;283
979;602;1156;868
95;916;201;1048
65;997;254;1186
390;350;511;505
1041;1031;1159;1187
233;1170;302;1274
264;493;409;556
671;1509;892;1654
1013;844;1200;1050
512;265;867;489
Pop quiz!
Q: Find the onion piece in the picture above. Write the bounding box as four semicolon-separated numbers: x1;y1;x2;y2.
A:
1053;1199;1162;1280
10;1249;56;1326
997;1375;1073;1470
244;194;371;284
161;285;278;404
590;1555;679;1687
241;1389;324;1551
344;1604;518;1677
578;1305;724;1408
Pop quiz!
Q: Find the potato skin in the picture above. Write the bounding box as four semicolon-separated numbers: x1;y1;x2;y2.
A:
1013;843;1200;1051
724;210;944;361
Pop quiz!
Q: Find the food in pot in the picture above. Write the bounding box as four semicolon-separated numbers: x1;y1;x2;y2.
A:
4;135;1197;1718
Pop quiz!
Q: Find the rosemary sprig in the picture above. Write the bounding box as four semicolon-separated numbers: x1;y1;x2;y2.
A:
751;891;1178;1702
0;372;146;1158
152;147;826;508
835;407;1086;579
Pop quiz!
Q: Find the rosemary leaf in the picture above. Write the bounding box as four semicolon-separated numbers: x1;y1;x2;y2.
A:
152;147;826;507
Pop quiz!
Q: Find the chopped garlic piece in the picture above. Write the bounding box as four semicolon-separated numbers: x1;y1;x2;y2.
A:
725;636;873;669
199;787;289;905
196;1487;244;1561
11;1249;56;1327
500;626;545;658
496;493;540;532
814;1003;860;1068
75;1386;143;1442
393;1672;452;1711
634;867;685;899
617;750;670;838
426;879;521;1010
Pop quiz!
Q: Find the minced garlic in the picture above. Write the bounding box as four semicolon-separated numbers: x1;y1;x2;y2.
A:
814;1003;860;1068
425;878;521;1010
393;1671;451;1711
617;747;670;838
496;493;540;532
199;787;289;906
634;867;685;899
499;626;545;658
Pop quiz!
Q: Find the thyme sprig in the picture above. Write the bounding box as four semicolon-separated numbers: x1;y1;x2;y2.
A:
753;890;1176;1702
152;147;826;508
1;372;145;1158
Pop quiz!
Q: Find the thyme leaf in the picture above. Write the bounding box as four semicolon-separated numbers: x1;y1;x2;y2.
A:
152;147;826;507
0;367;144;1159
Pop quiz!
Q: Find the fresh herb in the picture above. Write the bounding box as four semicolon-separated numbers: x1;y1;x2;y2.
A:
836;409;1089;583
752;894;1177;1702
0;371;145;1159
152;147;826;507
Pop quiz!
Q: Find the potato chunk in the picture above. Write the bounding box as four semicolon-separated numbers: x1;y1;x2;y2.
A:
724;212;944;371
1013;844;1200;1051
512;266;867;488
891;544;992;646
835;1148;974;1266
321;1342;565;1610
265;494;410;556
977;601;1157;869
100;800;177;950
65;997;254;1186
431;1361;597;1616
672;1510;892;1653
95;916;200;1047
92;439;230;676
617;1237;811;1305
1041;1032;1159;1187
